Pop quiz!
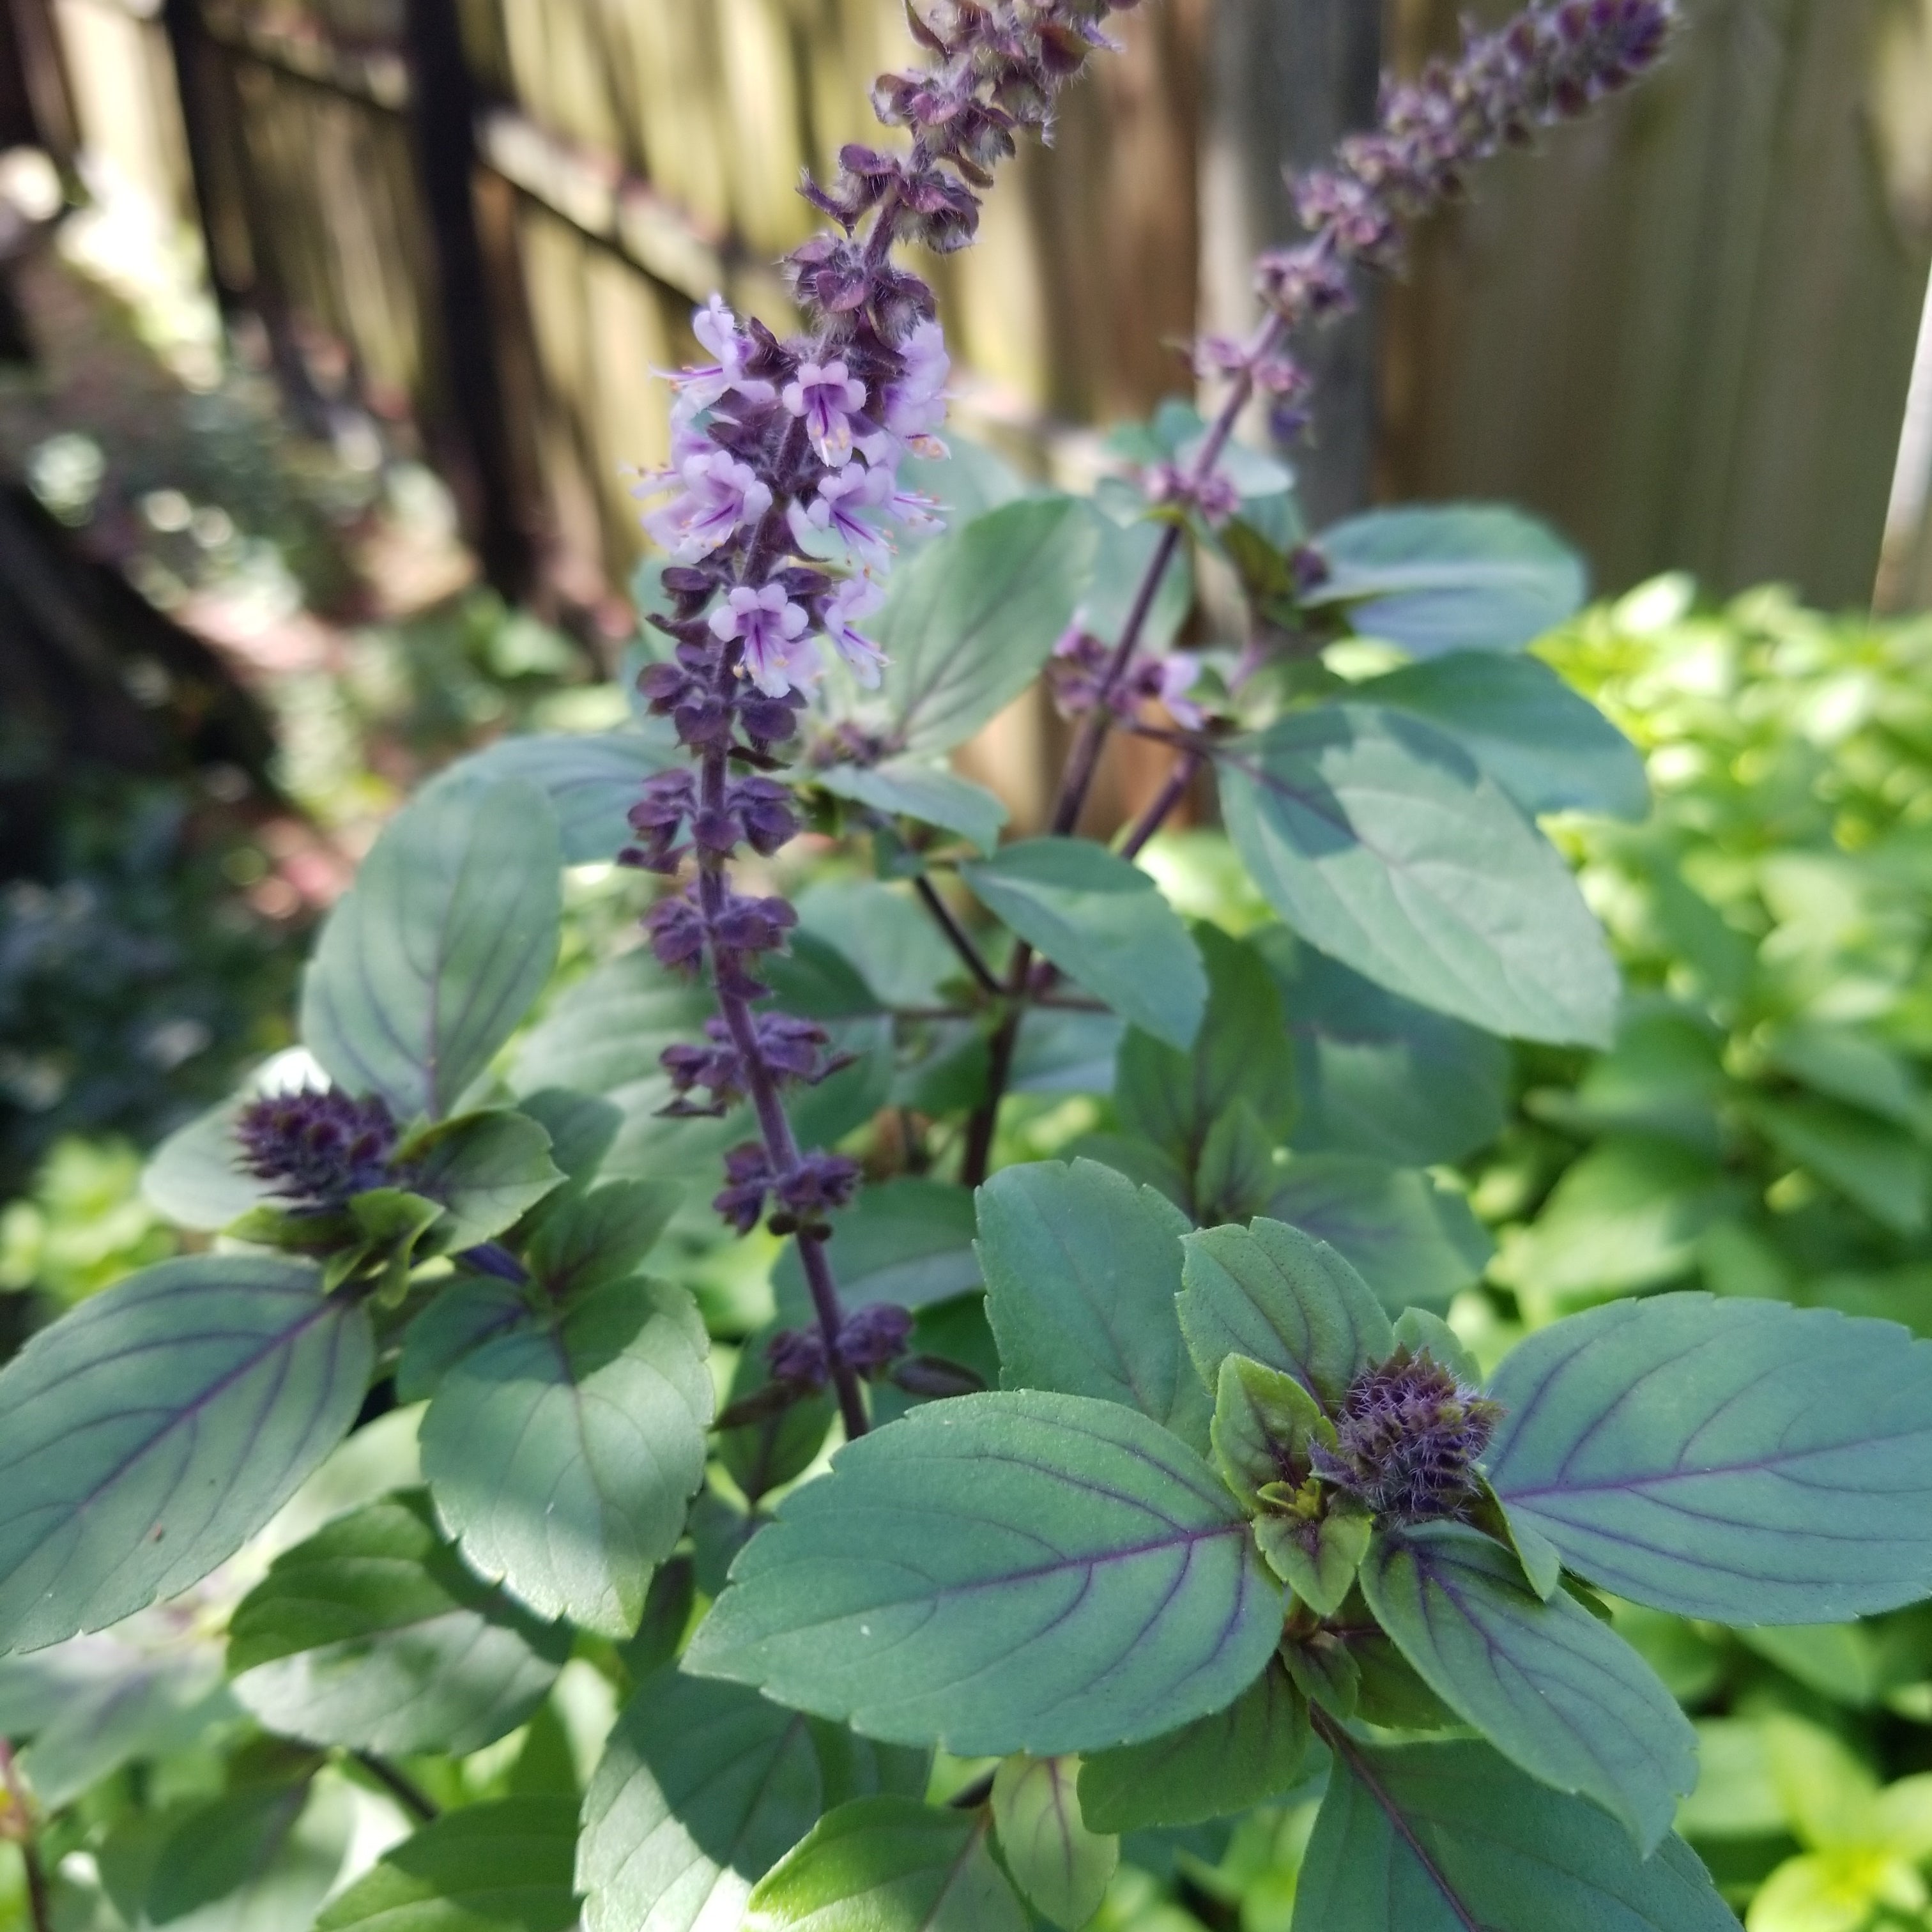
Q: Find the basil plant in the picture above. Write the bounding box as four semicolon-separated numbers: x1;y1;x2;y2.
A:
3;3;1926;1931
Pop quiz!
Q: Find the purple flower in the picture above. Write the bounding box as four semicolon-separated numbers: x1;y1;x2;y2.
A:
710;584;819;696
643;450;773;560
820;576;888;688
668;296;776;421
1148;654;1204;729
786;464;893;565
783;358;868;467
234;1086;400;1206
880;319;950;457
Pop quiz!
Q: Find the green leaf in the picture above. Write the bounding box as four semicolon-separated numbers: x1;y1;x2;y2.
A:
1116;925;1296;1168
772;1179;981;1320
1742;1093;1930;1235
1360;1523;1697;1852
1293;1735;1736;1932
815;761;1009;856
746;1798;1027;1931
864;497;1100;756
1492;1135;1733;1308
795;880;959;1009
684;1390;1282;1758
1305;505;1588;657
1675;1719;1784;1841
1218;705;1619;1046
18;1648;236;1807
762;931;885;1020
406;1109;567;1250
302;779;564;1119
786;1014;895;1149
1484;1293;1932;1623
991;1755;1117;1930
1763;1023;1924;1129
134;1777;354;1932
1266;1156;1493;1314
515;1089;623;1182
229;1492;571;1754
525;1179;682;1298
1281;1630;1360;1720
511;951;714;1100
421;728;678;864
1011;1008;1127;1096
1077;1657;1309;1833
580;1669;924;1932
1194;1101;1281;1225
1178;1218;1393;1409
1210;1354;1326;1509
963;839;1206;1051
1356;654;1648;822
507;951;739;1189
1257;933;1508;1167
0;1255;372;1652
719;1326;837;1504
396;1273;533;1402
976;1159;1209;1450
420;1277;712;1637
315;1797;580;1932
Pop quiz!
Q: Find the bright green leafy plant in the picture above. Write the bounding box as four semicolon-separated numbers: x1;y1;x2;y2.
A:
6;5;1927;1931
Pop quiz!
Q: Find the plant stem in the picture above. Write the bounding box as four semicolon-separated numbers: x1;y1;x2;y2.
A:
350;1749;440;1823
1117;751;1202;861
959;312;1289;1179
1049;310;1286;842
0;1743;49;1932
1307;1708;1482;1932
913;875;1002;996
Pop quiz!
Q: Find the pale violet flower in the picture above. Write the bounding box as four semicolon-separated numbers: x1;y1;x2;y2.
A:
1152;653;1205;729
783;360;867;467
822;576;888;688
880;319;950;457
668;296;774;423
711;583;819;696
786;466;893;565
643;451;772;560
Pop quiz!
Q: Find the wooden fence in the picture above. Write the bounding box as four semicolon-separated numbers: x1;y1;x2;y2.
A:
8;0;1932;623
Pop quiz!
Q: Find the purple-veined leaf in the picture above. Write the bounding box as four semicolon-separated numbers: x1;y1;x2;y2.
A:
0;1257;371;1653
1360;1522;1696;1852
684;1390;1282;1759
1178;1216;1392;1409
1216;704;1619;1048
746;1798;1026;1931
1484;1292;1932;1624
977;1158;1209;1451
302;778;562;1120
579;1669;925;1932
1294;1733;1735;1932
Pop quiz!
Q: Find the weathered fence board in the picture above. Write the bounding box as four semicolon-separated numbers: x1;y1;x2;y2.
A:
1381;0;1932;609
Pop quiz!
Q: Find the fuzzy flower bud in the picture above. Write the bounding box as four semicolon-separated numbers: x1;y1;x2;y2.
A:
1313;1349;1505;1523
234;1087;400;1207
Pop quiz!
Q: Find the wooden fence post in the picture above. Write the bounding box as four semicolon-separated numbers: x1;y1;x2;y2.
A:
398;0;531;599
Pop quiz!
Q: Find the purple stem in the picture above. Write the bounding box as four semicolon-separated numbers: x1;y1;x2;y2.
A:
914;875;1003;997
695;523;870;1439
958;308;1289;1184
